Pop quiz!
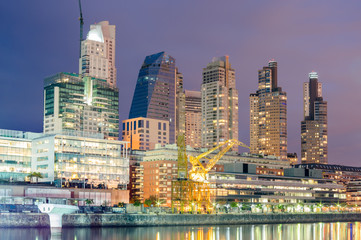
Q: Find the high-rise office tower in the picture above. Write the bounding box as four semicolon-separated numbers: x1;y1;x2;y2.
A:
201;56;239;151
129;52;177;143
43;72;119;140
79;21;117;87
301;72;328;164
185;90;202;148
176;68;185;138
250;60;287;160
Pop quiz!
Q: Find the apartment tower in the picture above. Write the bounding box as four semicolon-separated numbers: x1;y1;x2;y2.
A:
185;90;202;148
79;21;117;87
301;72;328;164
250;60;287;160
201;56;239;151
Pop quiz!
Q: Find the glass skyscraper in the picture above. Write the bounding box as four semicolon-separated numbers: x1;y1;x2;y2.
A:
43;72;119;140
129;52;177;143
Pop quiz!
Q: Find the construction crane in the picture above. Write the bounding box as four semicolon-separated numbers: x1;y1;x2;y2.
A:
78;0;84;58
188;139;249;183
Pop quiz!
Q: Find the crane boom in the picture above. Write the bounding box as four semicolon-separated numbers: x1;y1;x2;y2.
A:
188;139;249;182
78;0;84;58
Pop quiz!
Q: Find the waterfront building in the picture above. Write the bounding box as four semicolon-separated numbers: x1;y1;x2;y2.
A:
301;72;328;164
209;164;346;205
0;184;129;206
0;129;42;182
31;132;129;188
43;72;119;140
129;52;177;143
201;56;239;151
287;152;298;165
295;163;361;185
250;60;287;160
79;21;117;87
185;90;202;148
346;180;361;206
122;117;169;150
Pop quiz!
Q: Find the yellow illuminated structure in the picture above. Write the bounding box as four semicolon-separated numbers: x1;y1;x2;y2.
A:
172;139;249;213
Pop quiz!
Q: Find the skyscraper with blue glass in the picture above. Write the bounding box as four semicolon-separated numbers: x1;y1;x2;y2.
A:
129;52;177;143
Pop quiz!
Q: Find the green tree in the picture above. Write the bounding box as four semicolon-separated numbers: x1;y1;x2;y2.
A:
85;199;94;205
133;200;141;207
277;204;285;213
230;202;238;208
28;172;43;183
144;195;157;207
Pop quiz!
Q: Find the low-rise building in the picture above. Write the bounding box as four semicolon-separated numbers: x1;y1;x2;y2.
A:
31;132;129;189
346;180;361;206
0;129;42;182
287;152;298;165
295;164;361;184
209;163;346;205
122;117;169;150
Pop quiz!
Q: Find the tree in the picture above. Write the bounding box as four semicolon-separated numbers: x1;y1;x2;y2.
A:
277;204;285;213
133;200;141;207
85;199;94;205
256;203;263;212
230;202;238;208
144;195;157;207
28;172;43;183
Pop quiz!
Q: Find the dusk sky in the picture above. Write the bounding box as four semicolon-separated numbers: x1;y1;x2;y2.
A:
0;1;360;165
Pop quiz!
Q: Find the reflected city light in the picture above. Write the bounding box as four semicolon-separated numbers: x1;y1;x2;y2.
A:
1;222;361;240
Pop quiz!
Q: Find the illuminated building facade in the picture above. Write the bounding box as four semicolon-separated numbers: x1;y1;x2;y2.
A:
129;52;177;143
250;60;287;160
122;117;169;150
0;129;42;181
209;167;346;205
201;56;239;151
31;133;129;188
43;72;119;140
301;72;328;164
79;21;117;86
185;90;202;148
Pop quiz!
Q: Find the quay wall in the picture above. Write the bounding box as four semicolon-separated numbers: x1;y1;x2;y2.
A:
62;213;361;227
1;213;361;228
0;213;49;228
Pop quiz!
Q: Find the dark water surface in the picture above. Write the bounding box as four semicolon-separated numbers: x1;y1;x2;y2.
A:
1;222;360;240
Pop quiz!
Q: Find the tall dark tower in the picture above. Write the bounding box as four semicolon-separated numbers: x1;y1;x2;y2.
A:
301;72;328;164
129;52;177;143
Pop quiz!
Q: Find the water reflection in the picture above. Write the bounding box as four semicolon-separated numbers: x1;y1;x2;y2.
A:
1;222;360;240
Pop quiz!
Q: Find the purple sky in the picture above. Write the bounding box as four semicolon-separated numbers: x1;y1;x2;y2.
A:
1;0;360;165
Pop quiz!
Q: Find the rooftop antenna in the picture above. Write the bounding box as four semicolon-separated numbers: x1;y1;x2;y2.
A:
78;0;84;58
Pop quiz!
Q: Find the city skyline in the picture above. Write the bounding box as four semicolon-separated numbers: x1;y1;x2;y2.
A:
1;1;360;165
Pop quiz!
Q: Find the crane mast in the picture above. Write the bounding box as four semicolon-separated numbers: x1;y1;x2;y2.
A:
78;0;84;59
172;139;249;213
